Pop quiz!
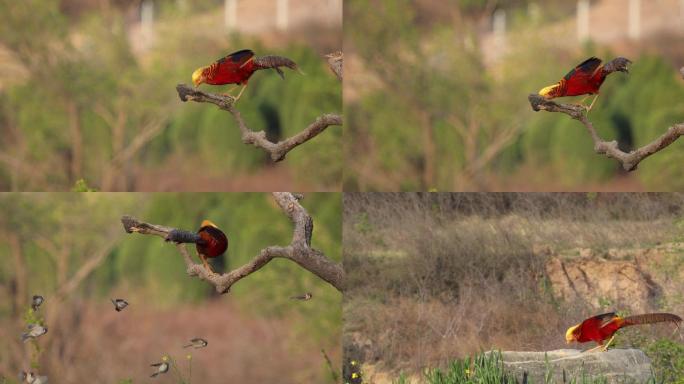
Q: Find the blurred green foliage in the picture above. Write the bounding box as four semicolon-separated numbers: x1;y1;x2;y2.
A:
645;339;684;384
0;193;341;345
0;0;341;191
345;1;684;191
616;332;684;383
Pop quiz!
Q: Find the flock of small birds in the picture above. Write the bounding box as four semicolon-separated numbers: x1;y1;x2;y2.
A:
19;296;48;383
19;291;312;380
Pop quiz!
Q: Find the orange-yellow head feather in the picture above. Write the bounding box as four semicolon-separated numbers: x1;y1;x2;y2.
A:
565;324;580;343
201;219;218;229
192;67;208;87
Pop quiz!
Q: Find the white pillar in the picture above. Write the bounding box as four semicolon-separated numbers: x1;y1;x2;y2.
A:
577;0;590;42
628;0;641;40
527;3;541;24
225;0;237;30
141;0;154;47
276;0;289;31
176;0;187;12
493;8;506;50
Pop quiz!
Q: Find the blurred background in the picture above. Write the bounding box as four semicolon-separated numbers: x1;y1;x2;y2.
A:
0;192;341;383
345;0;684;191
0;0;342;192
344;193;684;382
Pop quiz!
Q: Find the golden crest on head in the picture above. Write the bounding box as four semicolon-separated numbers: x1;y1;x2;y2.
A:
201;219;218;229
538;84;559;99
565;324;579;343
192;67;206;87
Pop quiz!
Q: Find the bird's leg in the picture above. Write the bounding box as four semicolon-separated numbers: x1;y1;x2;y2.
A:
587;94;599;112
600;335;615;351
233;84;248;101
221;85;238;97
199;254;216;275
584;344;604;353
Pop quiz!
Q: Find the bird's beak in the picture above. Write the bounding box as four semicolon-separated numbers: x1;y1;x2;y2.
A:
565;325;579;344
191;67;204;87
538;84;558;99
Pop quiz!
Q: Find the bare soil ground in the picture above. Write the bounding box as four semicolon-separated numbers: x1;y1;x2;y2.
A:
1;300;340;383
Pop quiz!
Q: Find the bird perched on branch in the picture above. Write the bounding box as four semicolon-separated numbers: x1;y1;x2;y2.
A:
183;337;209;349
31;295;44;311
111;298;129;312
566;312;681;352
166;220;228;275
21;324;47;342
539;57;631;111
191;49;300;101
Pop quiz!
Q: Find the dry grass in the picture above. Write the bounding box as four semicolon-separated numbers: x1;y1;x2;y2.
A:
343;193;684;375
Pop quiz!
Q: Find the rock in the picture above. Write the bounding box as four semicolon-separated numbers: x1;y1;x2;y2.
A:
545;257;659;312
495;349;652;383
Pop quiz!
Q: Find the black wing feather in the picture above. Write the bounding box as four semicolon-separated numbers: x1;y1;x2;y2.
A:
564;57;602;81
218;49;255;66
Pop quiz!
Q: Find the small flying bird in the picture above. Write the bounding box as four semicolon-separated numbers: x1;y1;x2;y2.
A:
191;49;300;101
111;298;129;312
21;324;48;342
290;292;313;301
24;372;48;384
183;337;209;349
150;362;170;378
166;220;228;275
566;312;682;352
31;295;44;311
324;51;343;81
539;57;631;111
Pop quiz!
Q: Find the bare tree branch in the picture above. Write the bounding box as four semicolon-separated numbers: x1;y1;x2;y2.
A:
175;85;342;162
528;94;684;171
50;237;119;305
120;192;344;294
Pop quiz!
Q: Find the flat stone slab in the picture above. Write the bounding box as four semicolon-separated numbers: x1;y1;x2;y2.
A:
492;349;652;383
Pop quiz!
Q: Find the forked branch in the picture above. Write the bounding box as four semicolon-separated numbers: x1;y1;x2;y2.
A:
529;94;684;171
175;52;343;162
120;192;344;294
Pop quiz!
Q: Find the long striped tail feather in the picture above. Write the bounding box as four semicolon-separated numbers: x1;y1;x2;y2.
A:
254;55;301;77
624;313;682;327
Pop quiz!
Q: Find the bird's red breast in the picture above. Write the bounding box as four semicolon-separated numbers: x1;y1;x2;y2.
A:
196;221;228;258
202;49;257;86
562;57;606;97
540;57;609;99
572;312;624;344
